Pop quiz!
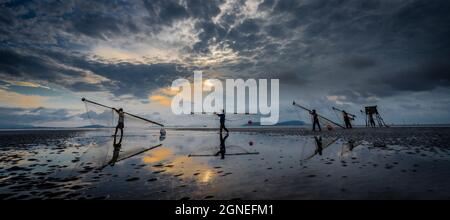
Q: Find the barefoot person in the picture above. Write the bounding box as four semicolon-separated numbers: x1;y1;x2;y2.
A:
113;108;125;144
215;109;229;134
310;109;321;131
342;110;353;129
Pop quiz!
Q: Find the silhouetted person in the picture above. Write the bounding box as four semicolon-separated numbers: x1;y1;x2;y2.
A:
108;143;121;166
310;109;321;131
368;113;376;127
343;111;353;129
215;109;229;134
314;136;323;155
113;108;124;144
215;132;229;159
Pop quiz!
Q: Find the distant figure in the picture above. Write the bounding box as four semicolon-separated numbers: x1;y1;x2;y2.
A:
368;113;376;127
310;109;321;131
314;136;323;155
159;128;166;141
343;111;353;129
215;132;229;159
113;108;124;144
108;143;121;166
215;109;229;134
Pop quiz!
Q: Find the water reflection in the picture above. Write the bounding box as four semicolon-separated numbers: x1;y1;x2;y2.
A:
108;143;121;166
141;148;217;184
314;136;323;156
340;139;362;158
300;136;338;162
100;142;162;170
215;132;229;159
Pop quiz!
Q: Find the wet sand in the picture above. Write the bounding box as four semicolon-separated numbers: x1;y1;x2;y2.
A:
1;127;450;200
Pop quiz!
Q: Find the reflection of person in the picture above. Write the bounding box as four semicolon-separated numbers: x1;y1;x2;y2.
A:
314;136;323;155
113;108;124;144
348;140;355;151
215;109;229;134
215;132;229;159
108;143;121;166
310;110;321;131
159;128;166;141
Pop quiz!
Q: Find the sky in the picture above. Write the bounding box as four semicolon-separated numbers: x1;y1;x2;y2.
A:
0;0;450;127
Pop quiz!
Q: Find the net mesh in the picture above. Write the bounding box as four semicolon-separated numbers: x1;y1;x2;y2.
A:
77;100;165;171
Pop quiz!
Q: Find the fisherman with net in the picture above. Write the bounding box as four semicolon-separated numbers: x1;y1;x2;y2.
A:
342;110;354;129
113;107;125;144
215;109;229;134
310;109;321;131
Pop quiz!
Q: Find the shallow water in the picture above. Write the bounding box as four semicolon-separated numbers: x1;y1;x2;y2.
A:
1;127;450;200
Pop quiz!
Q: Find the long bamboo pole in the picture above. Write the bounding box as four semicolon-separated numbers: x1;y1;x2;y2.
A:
292;101;345;129
332;107;357;118
82;97;164;127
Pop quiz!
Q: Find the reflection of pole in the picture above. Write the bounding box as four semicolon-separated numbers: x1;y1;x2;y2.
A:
82;97;164;127
293;101;345;129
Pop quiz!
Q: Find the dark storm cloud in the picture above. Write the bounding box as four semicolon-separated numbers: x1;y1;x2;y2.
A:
0;0;221;99
0;48;80;83
259;0;450;100
0;47;192;98
0;48;113;92
84;62;192;98
379;60;450;93
0;0;450;124
71;14;134;40
143;0;189;26
0;107;73;127
341;56;376;70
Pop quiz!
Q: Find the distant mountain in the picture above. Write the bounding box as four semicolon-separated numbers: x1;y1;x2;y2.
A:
78;124;109;128
0;124;110;129
243;120;305;126
276;120;306;126
0;124;36;129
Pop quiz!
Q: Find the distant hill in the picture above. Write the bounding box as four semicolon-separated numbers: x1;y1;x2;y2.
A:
0;124;36;129
0;124;109;129
243;120;305;126
78;125;109;128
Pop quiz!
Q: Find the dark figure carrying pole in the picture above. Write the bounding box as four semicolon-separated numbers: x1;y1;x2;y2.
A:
293;101;344;130
113;107;124;145
332;107;356;129
310;109;321;132
343;111;353;129
215;109;229;134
